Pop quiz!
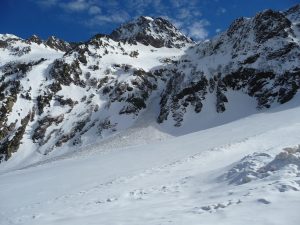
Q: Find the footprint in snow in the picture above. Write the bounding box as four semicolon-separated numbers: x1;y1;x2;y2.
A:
191;199;242;214
257;198;271;204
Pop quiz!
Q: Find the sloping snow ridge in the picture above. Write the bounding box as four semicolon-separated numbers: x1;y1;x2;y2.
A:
1;4;300;225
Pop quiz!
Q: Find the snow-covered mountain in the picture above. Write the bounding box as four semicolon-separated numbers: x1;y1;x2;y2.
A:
110;16;193;48
1;4;300;225
0;4;300;166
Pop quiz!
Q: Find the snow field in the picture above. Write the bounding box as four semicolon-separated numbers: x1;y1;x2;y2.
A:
1;96;300;225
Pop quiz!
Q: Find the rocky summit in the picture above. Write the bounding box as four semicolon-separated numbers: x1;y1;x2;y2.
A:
0;5;300;163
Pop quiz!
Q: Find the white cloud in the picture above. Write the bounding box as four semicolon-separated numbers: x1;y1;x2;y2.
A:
192;10;202;17
160;16;183;29
221;8;227;13
89;6;101;15
215;28;221;33
126;0;164;15
177;8;190;19
171;0;183;8
85;11;130;27
176;8;202;20
36;0;99;14
187;20;210;40
217;7;227;15
33;0;211;39
60;0;90;12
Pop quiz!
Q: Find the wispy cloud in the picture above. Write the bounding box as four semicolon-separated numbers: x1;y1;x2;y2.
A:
35;0;97;13
177;8;191;19
33;0;210;40
60;0;91;12
88;5;101;15
85;11;130;27
216;7;227;15
186;20;210;40
167;0;209;39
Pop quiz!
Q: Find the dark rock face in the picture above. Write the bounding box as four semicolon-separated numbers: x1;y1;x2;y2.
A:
45;36;72;52
1;59;45;78
266;43;298;60
50;59;84;87
253;10;291;43
242;54;260;64
276;69;300;104
27;35;43;45
284;4;300;22
26;35;75;52
0;40;8;48
155;4;300;126
32;115;64;145
227;18;249;38
215;79;228;113
223;69;275;108
0;113;31;161
110;16;193;48
0;58;51;161
158;71;208;126
37;94;53;115
56;96;78;107
104;68;158;116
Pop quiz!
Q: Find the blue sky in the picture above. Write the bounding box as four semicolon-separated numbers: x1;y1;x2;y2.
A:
0;0;298;42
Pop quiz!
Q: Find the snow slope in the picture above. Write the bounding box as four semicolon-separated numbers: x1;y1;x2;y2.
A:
1;95;300;225
1;5;300;224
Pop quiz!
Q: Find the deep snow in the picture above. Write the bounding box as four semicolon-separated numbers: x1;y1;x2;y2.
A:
1;94;300;225
1;6;300;224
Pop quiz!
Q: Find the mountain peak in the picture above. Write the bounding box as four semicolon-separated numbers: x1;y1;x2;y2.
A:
0;33;20;41
45;35;72;52
284;4;300;22
27;34;43;44
109;16;193;48
253;9;291;43
136;15;154;22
